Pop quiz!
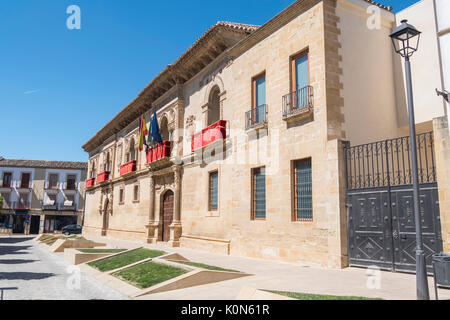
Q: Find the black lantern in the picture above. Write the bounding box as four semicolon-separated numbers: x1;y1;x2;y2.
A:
390;19;421;58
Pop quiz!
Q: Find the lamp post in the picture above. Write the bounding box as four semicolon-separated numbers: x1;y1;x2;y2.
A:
390;20;429;300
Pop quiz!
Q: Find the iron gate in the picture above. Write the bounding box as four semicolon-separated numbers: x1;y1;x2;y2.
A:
345;132;443;273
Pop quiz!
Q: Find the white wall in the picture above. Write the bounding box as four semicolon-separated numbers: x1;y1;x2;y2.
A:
435;0;450;94
43;168;82;208
0;167;35;205
396;0;446;125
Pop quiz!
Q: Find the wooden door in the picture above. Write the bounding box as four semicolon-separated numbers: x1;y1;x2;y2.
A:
162;190;174;242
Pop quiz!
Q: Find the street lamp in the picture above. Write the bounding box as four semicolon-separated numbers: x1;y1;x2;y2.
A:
390;20;429;300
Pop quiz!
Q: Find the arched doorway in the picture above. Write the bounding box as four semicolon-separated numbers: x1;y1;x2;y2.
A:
102;198;109;234
208;86;220;126
161;190;174;242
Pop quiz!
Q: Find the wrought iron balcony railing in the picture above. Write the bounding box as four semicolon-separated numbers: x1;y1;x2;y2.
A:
42;201;77;211
245;104;267;130
282;85;314;120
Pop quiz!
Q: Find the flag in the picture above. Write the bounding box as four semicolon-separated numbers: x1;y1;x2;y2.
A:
148;108;163;147
138;114;149;152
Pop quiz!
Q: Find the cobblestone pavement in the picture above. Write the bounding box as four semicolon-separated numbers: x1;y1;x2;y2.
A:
0;236;129;300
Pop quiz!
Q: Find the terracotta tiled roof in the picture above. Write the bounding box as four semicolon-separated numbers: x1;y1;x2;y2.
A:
363;0;393;11
0;158;87;170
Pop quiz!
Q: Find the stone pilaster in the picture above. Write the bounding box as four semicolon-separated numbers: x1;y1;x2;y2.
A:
146;173;159;243
433;116;450;252
169;166;182;247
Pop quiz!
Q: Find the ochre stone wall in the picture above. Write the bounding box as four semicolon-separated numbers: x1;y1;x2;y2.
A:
433;116;450;252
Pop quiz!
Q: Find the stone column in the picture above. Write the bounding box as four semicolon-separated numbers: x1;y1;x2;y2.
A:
169;166;182;247
146;172;159;243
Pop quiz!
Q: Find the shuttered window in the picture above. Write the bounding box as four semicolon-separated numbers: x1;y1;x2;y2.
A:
20;173;30;189
252;167;266;220
294;159;313;221
209;171;218;211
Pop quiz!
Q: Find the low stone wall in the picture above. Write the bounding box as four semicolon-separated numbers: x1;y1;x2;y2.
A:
180;235;230;255
50;239;106;253
64;248;112;265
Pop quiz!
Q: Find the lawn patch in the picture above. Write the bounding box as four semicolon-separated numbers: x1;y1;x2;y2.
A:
267;290;382;300
169;260;240;273
78;249;126;254
114;261;188;289
88;248;166;272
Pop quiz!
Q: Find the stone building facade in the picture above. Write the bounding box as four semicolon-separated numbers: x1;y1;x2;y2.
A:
82;0;450;268
0;159;87;235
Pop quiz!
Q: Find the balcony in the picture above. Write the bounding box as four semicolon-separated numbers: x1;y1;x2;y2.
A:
86;178;95;188
147;142;171;164
60;200;77;211
13;201;31;210
120;160;137;176
0;183;11;189
191;120;227;152
282;86;314;121
42;200;58;211
96;171;110;184
245;104;267;131
42;201;77;211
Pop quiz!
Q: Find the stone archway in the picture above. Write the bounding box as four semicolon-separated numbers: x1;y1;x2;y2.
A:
161;189;174;242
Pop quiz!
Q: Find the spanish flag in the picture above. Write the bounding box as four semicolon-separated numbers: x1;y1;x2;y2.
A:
138;114;149;152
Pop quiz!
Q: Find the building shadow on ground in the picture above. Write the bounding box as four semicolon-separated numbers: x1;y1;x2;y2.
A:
0;237;33;244
0;246;31;256
0;272;55;280
0;259;37;265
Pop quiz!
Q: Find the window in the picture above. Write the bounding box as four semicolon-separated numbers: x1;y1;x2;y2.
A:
209;171;218;211
133;185;139;202
90;160;97;178
293;158;313;221
20;173;31;188
48;173;58;189
2;172;12;188
251;73;266;125
208;87;221;126
252;167;266;220
252;73;266;108
119;188;124;204
290;50;310;108
66;175;76;190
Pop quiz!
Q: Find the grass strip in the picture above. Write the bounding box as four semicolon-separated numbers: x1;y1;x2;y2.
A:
114;261;188;289
169;260;240;273
88;248;166;272
267;290;382;300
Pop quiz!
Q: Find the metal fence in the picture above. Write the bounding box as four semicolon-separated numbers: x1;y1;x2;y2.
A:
245;104;267;130
282;85;314;119
344;132;436;190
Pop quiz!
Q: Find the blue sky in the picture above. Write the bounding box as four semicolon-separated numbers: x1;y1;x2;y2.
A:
0;0;420;162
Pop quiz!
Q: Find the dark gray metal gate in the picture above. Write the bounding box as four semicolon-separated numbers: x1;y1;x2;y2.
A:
345;132;443;273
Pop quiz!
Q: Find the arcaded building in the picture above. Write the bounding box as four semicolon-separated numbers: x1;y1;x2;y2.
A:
82;0;450;271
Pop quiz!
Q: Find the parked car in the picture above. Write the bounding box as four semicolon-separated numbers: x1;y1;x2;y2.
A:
61;224;82;235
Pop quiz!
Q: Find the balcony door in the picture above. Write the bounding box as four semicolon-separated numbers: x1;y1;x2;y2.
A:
252;74;266;125
20;173;30;189
291;51;309;109
2;172;12;188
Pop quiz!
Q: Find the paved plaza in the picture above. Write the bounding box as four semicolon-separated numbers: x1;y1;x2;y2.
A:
0;236;128;300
